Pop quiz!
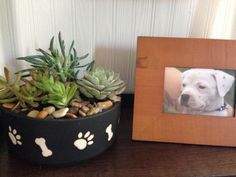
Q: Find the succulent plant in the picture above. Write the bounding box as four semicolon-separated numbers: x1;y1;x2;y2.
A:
33;71;78;108
0;68;19;104
17;32;94;82
0;67;45;108
77;67;126;100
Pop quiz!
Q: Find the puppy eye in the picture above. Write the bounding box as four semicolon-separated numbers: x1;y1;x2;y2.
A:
182;84;186;87
199;85;206;89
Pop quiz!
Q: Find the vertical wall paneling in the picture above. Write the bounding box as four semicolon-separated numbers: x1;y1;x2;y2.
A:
0;0;10;74
1;0;236;92
171;0;195;37
113;0;135;93
94;0;115;69
152;0;174;36
73;0;94;64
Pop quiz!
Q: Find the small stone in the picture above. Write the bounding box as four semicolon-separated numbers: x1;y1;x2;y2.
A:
52;108;69;118
37;110;49;119
110;95;121;102
87;104;94;109
2;103;15;109
69;107;79;114
87;107;100;116
43;106;55;114
27;110;40;118
97;100;113;110
92;107;100;114
81;106;90;113
81;101;90;107
65;113;78;119
79;110;87;117
70;102;83;108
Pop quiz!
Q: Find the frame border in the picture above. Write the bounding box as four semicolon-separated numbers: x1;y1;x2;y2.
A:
132;37;236;146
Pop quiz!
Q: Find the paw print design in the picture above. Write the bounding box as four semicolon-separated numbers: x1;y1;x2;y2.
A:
8;126;22;146
74;131;94;150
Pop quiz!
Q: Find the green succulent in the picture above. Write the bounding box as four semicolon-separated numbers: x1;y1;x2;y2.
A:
17;32;94;82
77;67;126;100
33;71;78;108
0;67;45;108
0;68;19;104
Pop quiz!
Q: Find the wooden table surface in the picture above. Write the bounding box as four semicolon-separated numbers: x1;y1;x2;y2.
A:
1;95;236;177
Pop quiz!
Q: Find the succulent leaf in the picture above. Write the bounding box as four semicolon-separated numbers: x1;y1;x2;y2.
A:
77;67;126;100
16;32;93;82
34;73;77;108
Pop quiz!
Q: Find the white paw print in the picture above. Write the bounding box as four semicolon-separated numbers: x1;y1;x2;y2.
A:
8;126;22;146
74;131;94;150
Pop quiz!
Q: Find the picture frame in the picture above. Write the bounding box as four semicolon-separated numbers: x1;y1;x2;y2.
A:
132;37;236;147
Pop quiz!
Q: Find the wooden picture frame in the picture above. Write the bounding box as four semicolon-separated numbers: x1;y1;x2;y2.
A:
132;37;236;147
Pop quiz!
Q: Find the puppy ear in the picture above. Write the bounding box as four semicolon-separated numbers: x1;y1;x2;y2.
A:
214;70;235;97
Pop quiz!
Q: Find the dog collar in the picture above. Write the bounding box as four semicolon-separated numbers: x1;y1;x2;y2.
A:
215;103;227;112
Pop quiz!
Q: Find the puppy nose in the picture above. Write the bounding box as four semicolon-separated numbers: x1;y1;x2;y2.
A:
181;94;190;104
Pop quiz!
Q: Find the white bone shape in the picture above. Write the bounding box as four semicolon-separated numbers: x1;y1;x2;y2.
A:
106;124;113;141
35;138;53;157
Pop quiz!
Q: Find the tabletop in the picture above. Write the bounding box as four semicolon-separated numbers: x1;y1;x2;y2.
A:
1;95;236;177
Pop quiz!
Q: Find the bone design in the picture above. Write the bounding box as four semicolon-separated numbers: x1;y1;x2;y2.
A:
35;137;53;157
106;124;113;141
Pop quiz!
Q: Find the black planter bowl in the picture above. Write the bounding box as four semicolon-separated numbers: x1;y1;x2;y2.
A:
0;102;120;165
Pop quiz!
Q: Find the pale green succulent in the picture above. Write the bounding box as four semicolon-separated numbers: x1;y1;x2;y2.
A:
77;67;126;100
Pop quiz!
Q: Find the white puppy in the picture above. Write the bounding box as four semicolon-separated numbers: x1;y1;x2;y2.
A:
179;69;235;117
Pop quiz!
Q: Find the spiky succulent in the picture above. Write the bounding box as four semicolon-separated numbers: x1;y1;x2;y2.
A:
77;67;126;100
33;71;78;108
0;67;45;108
17;32;94;82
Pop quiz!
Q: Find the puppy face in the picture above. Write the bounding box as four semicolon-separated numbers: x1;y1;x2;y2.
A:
179;69;235;112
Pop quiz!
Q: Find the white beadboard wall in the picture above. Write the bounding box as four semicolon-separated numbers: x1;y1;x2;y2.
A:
1;0;236;93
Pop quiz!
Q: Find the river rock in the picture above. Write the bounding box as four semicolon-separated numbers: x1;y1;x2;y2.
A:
87;107;100;116
69;107;79;114
70;101;83;108
97;100;113;110
79;110;86;117
43;106;55;114
52;108;69;118
81;106;90;113
2;103;15;109
27;110;40;118
65;113;78;119
37;110;49;119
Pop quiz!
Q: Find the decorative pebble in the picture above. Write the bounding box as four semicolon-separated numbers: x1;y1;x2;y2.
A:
69;107;79;114
52;108;69;118
87;107;100;116
93;107;100;114
2;103;15;109
43;106;55;114
70;102;83;108
79;110;87;117
81;106;90;113
110;95;121;102
81;101;90;107
97;100;113;110
27;110;40;118
37;110;49;119
87;104;94;109
65;113;78;119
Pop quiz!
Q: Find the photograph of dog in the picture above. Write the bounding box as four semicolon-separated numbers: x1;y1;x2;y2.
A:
164;67;235;117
